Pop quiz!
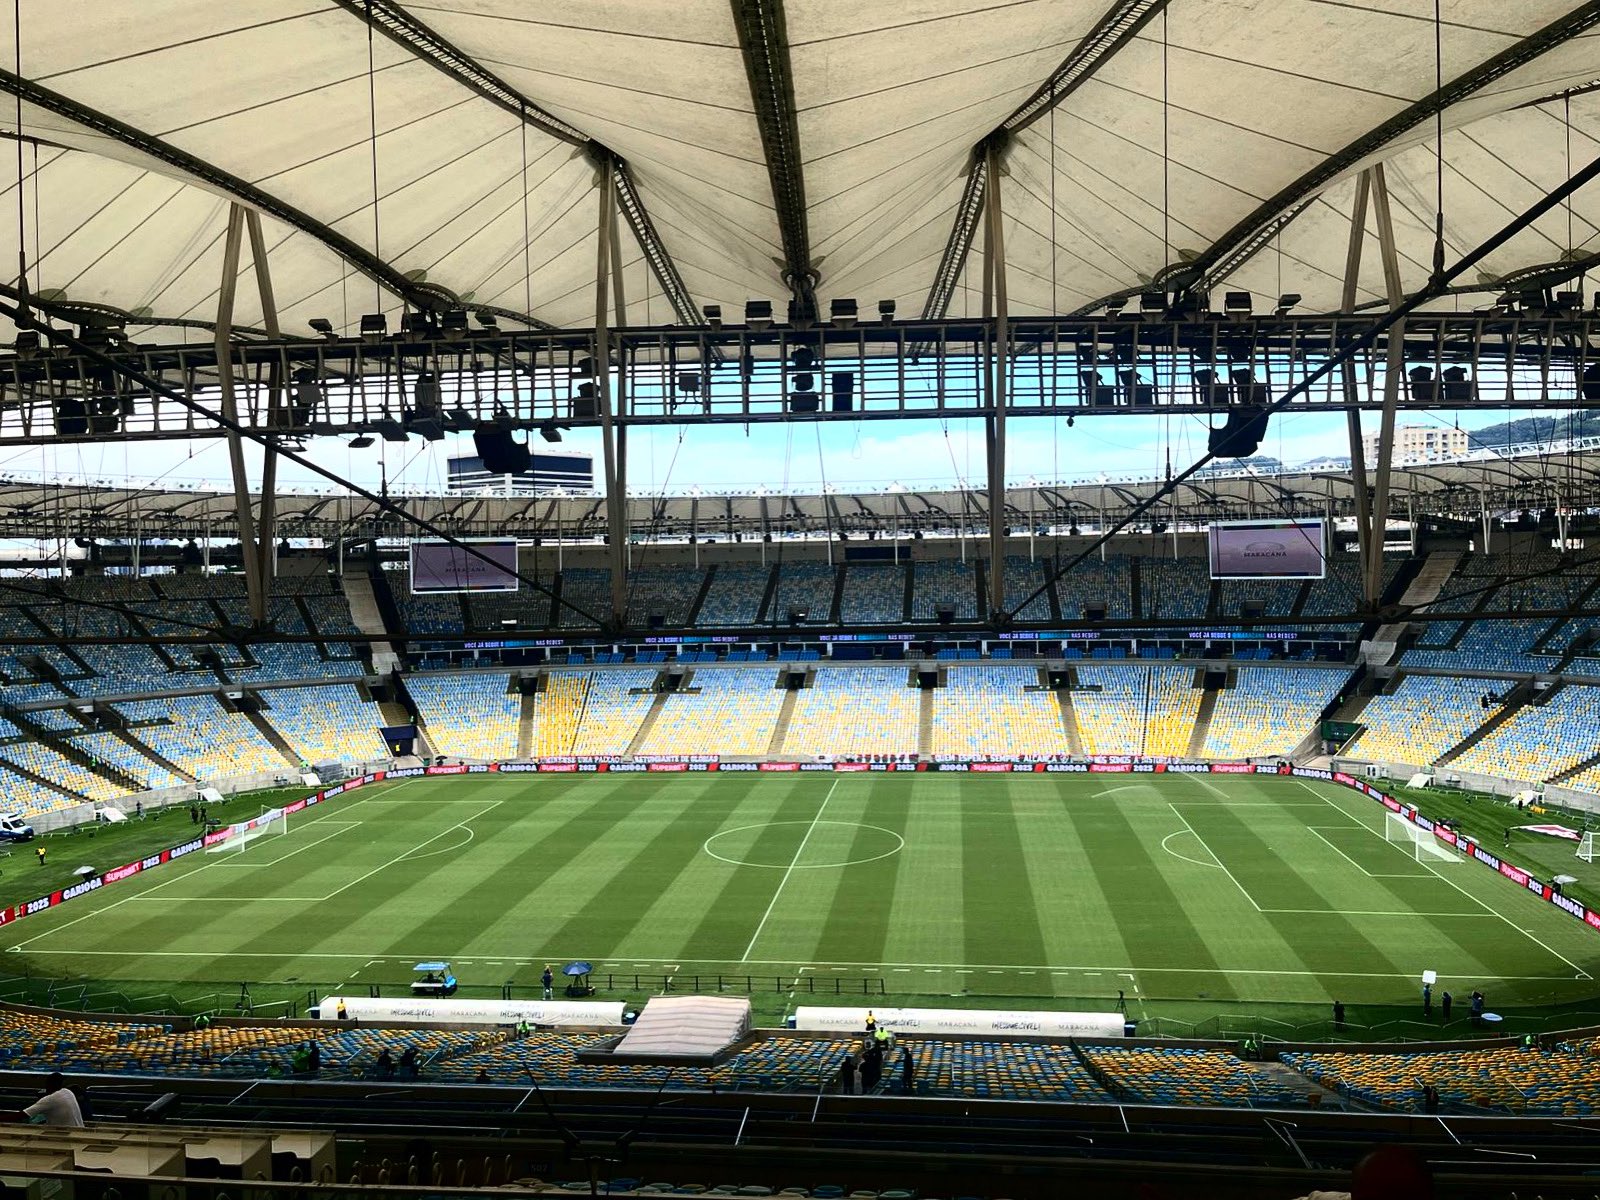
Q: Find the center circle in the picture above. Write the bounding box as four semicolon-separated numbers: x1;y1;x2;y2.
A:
703;820;905;869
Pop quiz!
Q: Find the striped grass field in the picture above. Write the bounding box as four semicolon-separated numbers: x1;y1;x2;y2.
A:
3;772;1598;1031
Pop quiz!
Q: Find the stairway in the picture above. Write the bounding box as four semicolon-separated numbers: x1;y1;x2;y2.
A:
112;728;195;784
242;707;301;770
1057;689;1083;756
342;572;400;674
1186;685;1220;759
7;711;147;796
917;686;935;757
377;698;433;758
767;685;801;757
517;692;538;760
1436;682;1538;767
1366;550;1464;664
625;690;672;756
1254;1059;1350;1109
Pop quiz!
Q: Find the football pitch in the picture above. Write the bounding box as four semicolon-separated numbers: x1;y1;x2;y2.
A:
4;772;1599;1034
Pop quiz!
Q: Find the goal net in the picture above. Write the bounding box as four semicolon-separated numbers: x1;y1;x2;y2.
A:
1579;831;1598;864
206;807;288;854
1385;812;1459;863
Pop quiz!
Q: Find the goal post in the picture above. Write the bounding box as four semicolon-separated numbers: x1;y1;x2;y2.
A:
1385;811;1459;864
1579;832;1598;864
206;807;289;854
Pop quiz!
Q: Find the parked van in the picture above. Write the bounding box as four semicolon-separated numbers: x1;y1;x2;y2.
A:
0;813;35;842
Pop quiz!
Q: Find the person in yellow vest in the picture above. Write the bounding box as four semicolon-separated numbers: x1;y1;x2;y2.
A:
34;846;45;868
336;999;349;1021
863;1010;876;1034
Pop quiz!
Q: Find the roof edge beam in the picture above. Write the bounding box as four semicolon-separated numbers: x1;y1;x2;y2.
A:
730;0;816;320
923;0;1168;320
334;0;702;326
0;68;519;328
1189;0;1600;296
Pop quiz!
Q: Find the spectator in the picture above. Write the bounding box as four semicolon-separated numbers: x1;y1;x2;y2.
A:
474;1068;491;1084
335;999;348;1021
1440;991;1451;1023
1422;1083;1439;1113
22;1074;83;1126
306;1042;320;1074
900;1045;916;1095
399;1046;419;1079
1332;1000;1345;1028
838;1051;856;1095
374;1048;395;1079
861;1042;883;1092
542;965;554;1001
1421;982;1431;1018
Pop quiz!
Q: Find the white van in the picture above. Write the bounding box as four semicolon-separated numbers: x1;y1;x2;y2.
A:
0;813;35;842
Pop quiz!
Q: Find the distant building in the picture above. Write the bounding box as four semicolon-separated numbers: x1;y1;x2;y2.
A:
446;451;595;495
1363;424;1468;464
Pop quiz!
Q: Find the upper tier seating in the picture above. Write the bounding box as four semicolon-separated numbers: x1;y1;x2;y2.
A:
910;559;977;621
838;561;907;624
407;673;518;761
1139;557;1210;620
697;565;769;626
783;666;919;757
638;667;785;756
1000;556;1053;622
1074;664;1199;757
558;568;610;627
1202;667;1350;759
116;695;290;783
623;565;705;628
262;685;389;764
1451;684;1600;781
388;569;466;634
932;664;1071;757
771;562;836;624
570;668;657;755
1055;555;1134;620
1351;675;1504;765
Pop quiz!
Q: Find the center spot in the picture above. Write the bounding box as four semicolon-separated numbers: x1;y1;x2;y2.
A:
703;820;905;869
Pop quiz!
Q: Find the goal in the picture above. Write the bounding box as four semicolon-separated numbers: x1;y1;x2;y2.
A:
1385;812;1459;863
1579;831;1597;864
206;807;288;854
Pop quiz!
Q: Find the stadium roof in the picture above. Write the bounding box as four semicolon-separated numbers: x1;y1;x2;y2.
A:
2;1;1598;342
3;443;1595;541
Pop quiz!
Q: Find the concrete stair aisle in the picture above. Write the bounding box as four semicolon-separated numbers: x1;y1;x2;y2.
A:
625;688;673;757
1255;1059;1352;1110
377;698;433;758
341;572;399;675
917;686;935;758
7;711;147;796
1057;688;1083;756
111;728;196;784
517;692;537;760
1185;683;1220;759
766;685;801;757
240;707;302;770
1367;549;1464;664
1435;681;1541;767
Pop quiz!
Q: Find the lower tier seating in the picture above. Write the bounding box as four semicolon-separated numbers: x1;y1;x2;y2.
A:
783;666;919;757
407;673;519;761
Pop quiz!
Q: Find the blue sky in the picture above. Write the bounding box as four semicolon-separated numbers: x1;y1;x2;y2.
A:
0;405;1550;497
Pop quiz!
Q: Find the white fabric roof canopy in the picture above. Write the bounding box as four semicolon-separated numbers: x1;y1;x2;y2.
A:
0;0;1592;341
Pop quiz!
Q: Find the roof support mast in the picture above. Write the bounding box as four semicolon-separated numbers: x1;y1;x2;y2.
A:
215;204;268;629
981;140;1010;618
1367;163;1407;609
595;159;628;631
244;209;284;618
1339;171;1377;609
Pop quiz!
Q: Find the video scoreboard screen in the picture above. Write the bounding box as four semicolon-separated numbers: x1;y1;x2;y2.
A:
1207;519;1326;580
409;539;520;594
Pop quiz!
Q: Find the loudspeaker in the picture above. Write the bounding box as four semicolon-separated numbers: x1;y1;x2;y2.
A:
572;382;599;419
1208;407;1269;458
831;372;855;412
473;426;530;475
789;394;820;413
55;396;88;436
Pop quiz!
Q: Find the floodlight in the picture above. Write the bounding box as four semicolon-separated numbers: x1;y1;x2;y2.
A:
745;300;773;330
877;299;896;323
475;309;498;329
1275;293;1302;315
308;317;334;338
359;313;387;342
348;435;375;449
539;420;563;443
1138;290;1166;314
830;298;858;327
704;304;722;329
1224;291;1253;316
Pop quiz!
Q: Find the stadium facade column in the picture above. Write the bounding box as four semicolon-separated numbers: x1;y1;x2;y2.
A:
1366;163;1407;609
214;203;270;628
1339;171;1378;609
593;157;629;630
981;138;1009;619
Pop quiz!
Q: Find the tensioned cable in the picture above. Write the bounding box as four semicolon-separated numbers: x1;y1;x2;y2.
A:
365;0;382;312
520;110;532;317
12;0;24;298
1431;0;1446;284
1161;6;1170;266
